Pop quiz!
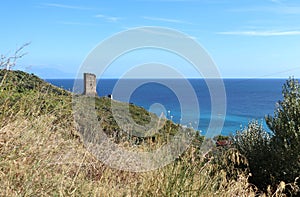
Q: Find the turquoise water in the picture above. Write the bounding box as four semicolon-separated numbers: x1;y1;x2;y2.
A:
46;78;285;136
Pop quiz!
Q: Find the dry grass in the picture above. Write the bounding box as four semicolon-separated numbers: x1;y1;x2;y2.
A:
0;70;292;196
0;115;258;196
0;115;139;196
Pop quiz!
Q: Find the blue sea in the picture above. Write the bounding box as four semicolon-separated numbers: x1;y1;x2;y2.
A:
46;78;285;136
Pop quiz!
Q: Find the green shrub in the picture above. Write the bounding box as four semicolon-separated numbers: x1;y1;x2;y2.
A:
266;78;300;192
234;78;300;195
233;121;273;189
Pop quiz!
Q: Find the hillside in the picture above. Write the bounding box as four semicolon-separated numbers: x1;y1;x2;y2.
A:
0;70;179;141
0;69;69;95
1;70;291;196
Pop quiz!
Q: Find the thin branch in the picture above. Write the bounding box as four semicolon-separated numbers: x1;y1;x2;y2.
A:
0;42;31;70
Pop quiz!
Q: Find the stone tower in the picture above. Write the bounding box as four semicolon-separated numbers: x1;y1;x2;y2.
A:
84;73;97;96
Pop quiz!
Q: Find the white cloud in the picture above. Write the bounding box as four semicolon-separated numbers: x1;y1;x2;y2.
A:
143;16;192;24
43;3;93;10
57;21;98;26
95;14;122;22
229;5;300;15
135;0;200;2
269;0;282;4
280;6;300;14
218;30;300;36
137;27;196;40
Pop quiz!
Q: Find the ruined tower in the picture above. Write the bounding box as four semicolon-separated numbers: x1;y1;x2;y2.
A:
84;73;97;96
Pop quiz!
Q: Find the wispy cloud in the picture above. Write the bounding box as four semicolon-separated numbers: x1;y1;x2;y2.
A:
269;0;282;4
218;30;300;36
43;3;93;10
138;28;197;40
135;0;199;2
95;14;122;22
57;21;98;26
229;5;300;15
143;16;192;24
136;0;227;2
279;6;300;14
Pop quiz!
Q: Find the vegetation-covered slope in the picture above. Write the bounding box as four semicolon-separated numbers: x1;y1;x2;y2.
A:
0;69;69;95
0;70;297;196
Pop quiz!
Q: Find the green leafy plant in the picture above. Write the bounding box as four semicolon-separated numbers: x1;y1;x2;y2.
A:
233;121;272;189
266;78;300;192
234;78;300;195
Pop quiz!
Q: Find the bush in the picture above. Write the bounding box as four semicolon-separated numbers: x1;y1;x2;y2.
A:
233;121;273;189
234;78;300;195
266;78;300;191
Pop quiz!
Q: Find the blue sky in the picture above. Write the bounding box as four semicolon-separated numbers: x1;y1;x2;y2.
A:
1;0;300;78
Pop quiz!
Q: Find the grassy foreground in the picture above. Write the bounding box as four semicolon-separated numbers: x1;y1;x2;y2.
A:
0;70;290;196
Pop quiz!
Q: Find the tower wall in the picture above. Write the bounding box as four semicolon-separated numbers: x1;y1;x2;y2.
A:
84;73;97;96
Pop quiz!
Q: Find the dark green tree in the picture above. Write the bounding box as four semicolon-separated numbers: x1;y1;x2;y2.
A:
234;78;300;194
265;78;300;188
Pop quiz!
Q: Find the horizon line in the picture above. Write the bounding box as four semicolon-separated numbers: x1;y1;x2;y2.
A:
44;77;292;80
